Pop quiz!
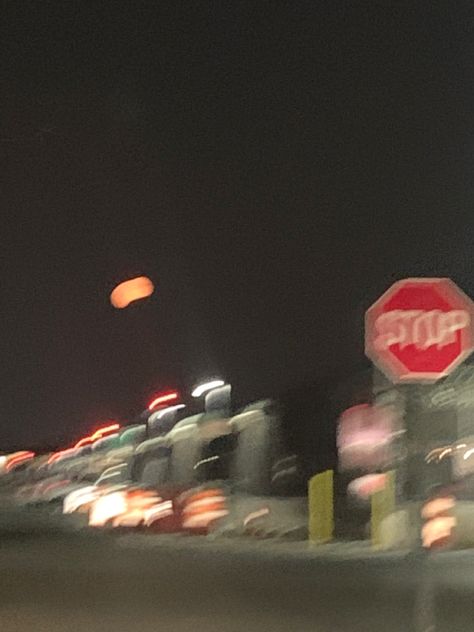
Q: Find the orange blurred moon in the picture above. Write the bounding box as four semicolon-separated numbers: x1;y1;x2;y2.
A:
110;276;155;309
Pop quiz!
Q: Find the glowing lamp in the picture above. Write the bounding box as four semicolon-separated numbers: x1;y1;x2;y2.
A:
110;276;154;309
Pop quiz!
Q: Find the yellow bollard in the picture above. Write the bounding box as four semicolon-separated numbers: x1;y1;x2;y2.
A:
308;470;334;544
371;470;395;548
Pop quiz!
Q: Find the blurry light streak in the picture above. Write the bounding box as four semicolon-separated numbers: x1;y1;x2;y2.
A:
426;447;445;463
6;451;35;472
73;436;93;449
422;516;456;549
47;448;77;465
421;497;455;520
144;501;174;525
155;404;185;419
337;403;398;471
438;447;452;460
192;380;225;398
464;448;474;460
340;403;371;416
108;490;162;528
90;423;120;441
272;465;297;482
6;451;30;460
182;509;229;530
347;473;387;499
63;486;98;514
73;423;120;449
112;511;144;528
193;455;219;470
148;392;178;411
42;479;69;495
183;496;227;512
181;487;228;530
89;491;127;527
421;496;456;549
243;507;270;526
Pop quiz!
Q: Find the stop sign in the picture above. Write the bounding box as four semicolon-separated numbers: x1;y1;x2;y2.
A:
365;278;474;383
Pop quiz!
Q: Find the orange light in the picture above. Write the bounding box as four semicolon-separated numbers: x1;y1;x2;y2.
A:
421;496;456;549
421;496;455;520
6;451;35;472
47;447;77;465
73;436;93;449
90;423;120;441
73;423;120;449
181;487;228;531
110;276;154;309
42;479;69;495
148;392;178;411
422;516;456;549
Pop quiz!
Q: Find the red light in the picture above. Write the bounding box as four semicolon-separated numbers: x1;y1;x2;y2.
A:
72;423;120;449
90;423;120;441
42;479;69;494
6;451;35;472
148;392;178;411
47;447;77;465
73;436;93;449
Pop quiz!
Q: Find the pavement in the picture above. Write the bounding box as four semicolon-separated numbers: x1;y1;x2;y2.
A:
0;509;473;631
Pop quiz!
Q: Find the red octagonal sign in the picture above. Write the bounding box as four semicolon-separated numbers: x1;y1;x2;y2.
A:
365;278;474;383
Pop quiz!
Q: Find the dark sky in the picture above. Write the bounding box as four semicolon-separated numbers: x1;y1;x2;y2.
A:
1;2;474;450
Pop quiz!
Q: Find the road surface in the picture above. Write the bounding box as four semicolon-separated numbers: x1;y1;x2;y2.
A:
0;511;472;631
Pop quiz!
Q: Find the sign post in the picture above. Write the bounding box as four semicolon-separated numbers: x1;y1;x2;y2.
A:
365;278;474;549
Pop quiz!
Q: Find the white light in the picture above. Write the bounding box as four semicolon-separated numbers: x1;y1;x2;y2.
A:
63;485;99;514
183;495;227;512
155;404;185;419
193;455;219;470
144;500;174;526
89;491;127;527
192;379;225;398
243;507;270;526
182;510;228;529
464;448;474;461
439;447;452;460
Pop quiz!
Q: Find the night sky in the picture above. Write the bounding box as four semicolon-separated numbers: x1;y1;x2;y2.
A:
1;3;474;450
